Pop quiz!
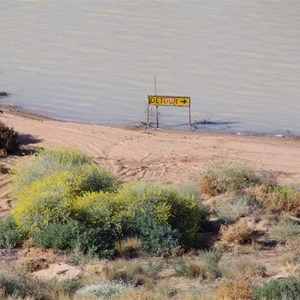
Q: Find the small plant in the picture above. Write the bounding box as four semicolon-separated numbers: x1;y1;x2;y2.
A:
199;162;261;196
253;276;300;300
216;195;255;223
141;260;164;278
269;219;300;243
278;253;300;268
0;272;43;299
0;216;26;248
220;219;253;245
76;281;129;298
0;164;9;174
216;278;253;300
198;249;222;276
155;282;177;298
234;260;267;279
104;260;145;286
62;279;82;295
172;250;222;280
115;237;142;259
199;172;220;197
172;258;188;276
0;121;18;157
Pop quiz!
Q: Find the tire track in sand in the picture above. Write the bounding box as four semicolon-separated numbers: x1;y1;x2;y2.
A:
43;123;167;182
0;174;12;218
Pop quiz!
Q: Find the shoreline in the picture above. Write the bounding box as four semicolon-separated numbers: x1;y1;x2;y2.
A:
1;103;299;140
1;103;300;217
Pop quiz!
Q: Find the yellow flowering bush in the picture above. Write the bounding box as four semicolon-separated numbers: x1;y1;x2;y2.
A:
12;169;118;234
72;191;120;226
12;146;92;196
114;182;209;249
10;147;210;254
12;172;79;233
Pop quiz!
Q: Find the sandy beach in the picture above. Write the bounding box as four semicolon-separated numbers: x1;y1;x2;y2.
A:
1;104;300;217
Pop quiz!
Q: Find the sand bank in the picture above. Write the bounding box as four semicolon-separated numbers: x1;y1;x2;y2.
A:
1;104;300;217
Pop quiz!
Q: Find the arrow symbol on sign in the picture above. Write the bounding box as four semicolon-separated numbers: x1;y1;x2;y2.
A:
181;99;187;104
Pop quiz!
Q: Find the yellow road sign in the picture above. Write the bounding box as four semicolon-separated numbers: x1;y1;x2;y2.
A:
148;95;190;107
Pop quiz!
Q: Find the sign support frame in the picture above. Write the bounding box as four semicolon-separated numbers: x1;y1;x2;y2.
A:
146;95;192;130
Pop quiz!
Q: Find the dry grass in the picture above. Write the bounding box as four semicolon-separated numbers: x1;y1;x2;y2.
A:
19;257;49;272
104;259;146;286
216;195;255;223
216;278;253;300
172;250;222;280
234;260;266;279
220;220;253;245
268;219;300;243
115;237;142;259
199;162;261;196
248;184;300;217
186;258;217;280
199;173;220;197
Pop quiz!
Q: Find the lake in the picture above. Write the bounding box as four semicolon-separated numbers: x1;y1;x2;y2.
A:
1;1;300;135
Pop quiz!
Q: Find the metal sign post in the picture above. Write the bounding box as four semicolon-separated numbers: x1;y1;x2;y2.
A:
146;95;192;130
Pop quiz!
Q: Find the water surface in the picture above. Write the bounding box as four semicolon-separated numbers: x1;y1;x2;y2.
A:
1;1;300;134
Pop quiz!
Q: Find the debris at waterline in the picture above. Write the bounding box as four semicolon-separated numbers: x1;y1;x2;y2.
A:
0;91;9;97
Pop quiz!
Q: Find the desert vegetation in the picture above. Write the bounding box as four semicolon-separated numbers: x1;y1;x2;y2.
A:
0;121;18;157
0;146;299;299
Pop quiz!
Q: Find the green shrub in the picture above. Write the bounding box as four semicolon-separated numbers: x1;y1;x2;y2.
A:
216;195;255;223
269;219;300;243
33;220;116;258
78;164;118;193
77;223;117;258
131;210;179;255
33;220;80;250
253;276;300;300
116;182;209;250
199;162;261;195
0;216;26;248
0;121;18;157
0;272;43;299
0;273;29;298
62;279;82;295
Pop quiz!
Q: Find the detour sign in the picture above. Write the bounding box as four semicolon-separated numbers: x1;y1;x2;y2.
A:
148;95;190;107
